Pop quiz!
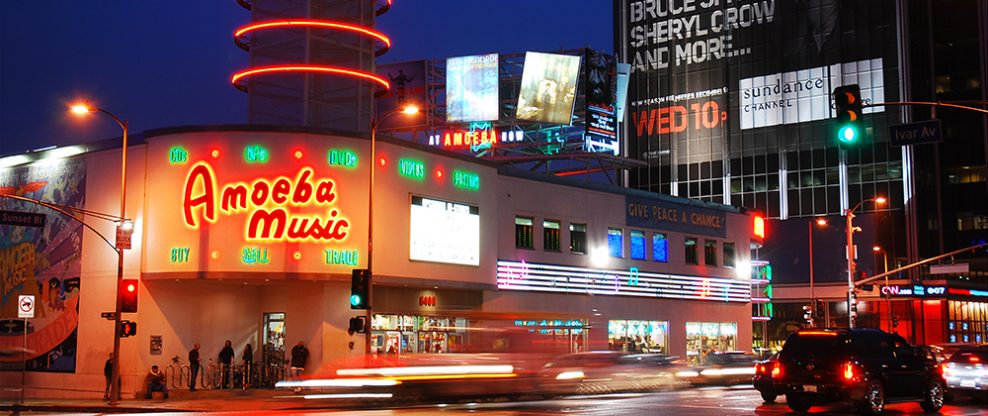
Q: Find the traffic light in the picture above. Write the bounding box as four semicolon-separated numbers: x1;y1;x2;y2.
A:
348;316;366;335
814;299;826;322
119;320;137;337
892;315;900;328
350;269;370;309
119;279;138;313
803;304;814;326
833;84;863;148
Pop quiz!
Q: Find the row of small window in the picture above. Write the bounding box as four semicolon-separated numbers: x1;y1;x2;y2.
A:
514;217;736;267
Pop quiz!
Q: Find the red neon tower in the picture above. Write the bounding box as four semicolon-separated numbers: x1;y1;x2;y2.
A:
232;0;393;133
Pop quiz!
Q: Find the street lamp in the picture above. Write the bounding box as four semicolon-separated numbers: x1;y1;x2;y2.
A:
71;102;129;404
873;245;890;329
365;104;419;354
845;196;886;328
808;217;827;327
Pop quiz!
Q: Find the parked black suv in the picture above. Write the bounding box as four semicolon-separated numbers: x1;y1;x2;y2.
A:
777;329;945;414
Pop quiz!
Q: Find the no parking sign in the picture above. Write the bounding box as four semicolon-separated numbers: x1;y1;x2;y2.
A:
18;295;35;318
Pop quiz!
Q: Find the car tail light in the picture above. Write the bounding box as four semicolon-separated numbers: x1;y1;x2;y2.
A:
755;364;764;375
771;363;782;378
971;356;981;363
843;362;856;381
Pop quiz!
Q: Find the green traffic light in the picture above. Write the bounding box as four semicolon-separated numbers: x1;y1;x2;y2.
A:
350;294;362;306
839;125;858;143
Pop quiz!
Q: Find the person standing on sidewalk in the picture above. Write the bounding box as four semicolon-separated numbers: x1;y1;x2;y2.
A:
103;352;113;401
188;343;201;391
290;340;309;378
219;340;235;388
241;344;253;389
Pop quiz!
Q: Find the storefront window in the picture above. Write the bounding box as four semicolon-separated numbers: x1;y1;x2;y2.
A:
704;240;717;266
513;319;587;353
543;220;561;251
371;314;468;354
723;242;736;268
653;233;668;262
630;230;646;260
685;321;737;364
947;300;988;345
608;228;623;258
685;237;698;264
570;223;587;254
608;320;669;354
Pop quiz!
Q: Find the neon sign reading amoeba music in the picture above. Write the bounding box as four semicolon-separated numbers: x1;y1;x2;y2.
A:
182;162;350;242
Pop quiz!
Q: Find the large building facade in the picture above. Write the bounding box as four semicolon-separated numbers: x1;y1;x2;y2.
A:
615;0;988;345
0;126;756;398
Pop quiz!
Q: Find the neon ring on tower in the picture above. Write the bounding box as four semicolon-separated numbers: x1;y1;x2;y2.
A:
234;19;391;56
231;65;390;94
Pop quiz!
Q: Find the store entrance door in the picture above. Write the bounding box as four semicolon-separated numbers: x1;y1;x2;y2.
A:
261;312;286;387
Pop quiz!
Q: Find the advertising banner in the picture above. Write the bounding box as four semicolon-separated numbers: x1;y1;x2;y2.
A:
516;52;582;125
584;49;618;141
619;0;899;182
377;61;428;130
625;195;727;238
0;158;84;372
446;53;500;123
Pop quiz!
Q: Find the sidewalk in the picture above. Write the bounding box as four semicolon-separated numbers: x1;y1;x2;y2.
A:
1;388;303;414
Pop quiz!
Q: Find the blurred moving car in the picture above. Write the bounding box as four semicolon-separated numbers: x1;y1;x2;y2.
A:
776;328;945;415
538;352;685;396
753;353;784;403
694;351;758;386
942;345;987;400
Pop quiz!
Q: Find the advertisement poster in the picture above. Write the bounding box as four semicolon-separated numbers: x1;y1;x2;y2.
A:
515;52;582;125
0;157;84;372
584;49;618;141
619;0;899;186
446;53;499;123
377;61;428;130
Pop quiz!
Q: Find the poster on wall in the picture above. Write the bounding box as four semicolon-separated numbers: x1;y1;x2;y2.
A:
619;0;898;183
515;52;582;125
446;53;500;123
0;157;84;372
377;61;428;130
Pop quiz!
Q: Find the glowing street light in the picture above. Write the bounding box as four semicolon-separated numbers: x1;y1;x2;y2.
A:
364;103;420;353
845;196;887;328
70;101;130;405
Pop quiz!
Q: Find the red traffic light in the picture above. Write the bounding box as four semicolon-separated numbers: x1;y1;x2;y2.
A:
120;279;139;313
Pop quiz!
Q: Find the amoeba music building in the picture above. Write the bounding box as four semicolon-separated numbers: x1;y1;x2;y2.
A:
0;125;757;398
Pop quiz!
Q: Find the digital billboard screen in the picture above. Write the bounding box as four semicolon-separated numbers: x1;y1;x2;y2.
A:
515;52;581;125
584;49;618;141
446;53;500;122
409;195;480;266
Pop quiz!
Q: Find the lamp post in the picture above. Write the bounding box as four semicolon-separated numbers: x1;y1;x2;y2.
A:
71;103;128;404
873;245;890;329
845;196;886;328
809;217;827;327
365;105;419;354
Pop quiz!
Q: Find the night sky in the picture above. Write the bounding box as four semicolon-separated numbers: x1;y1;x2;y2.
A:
0;1;612;156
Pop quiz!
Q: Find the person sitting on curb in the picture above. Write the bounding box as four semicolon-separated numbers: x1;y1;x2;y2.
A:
144;365;169;399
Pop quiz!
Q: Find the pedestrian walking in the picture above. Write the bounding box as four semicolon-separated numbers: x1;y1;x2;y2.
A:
188;343;201;391
242;343;253;389
290;340;309;378
219;340;235;388
103;352;113;401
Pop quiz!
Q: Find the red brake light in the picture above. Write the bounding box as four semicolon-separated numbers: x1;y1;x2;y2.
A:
771;363;782;378
971;356;981;363
843;362;855;380
799;330;837;336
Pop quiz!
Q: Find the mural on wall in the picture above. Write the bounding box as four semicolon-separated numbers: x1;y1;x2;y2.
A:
0;157;85;372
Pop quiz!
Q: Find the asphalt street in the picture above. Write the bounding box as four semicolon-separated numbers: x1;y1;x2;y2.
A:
16;385;987;415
